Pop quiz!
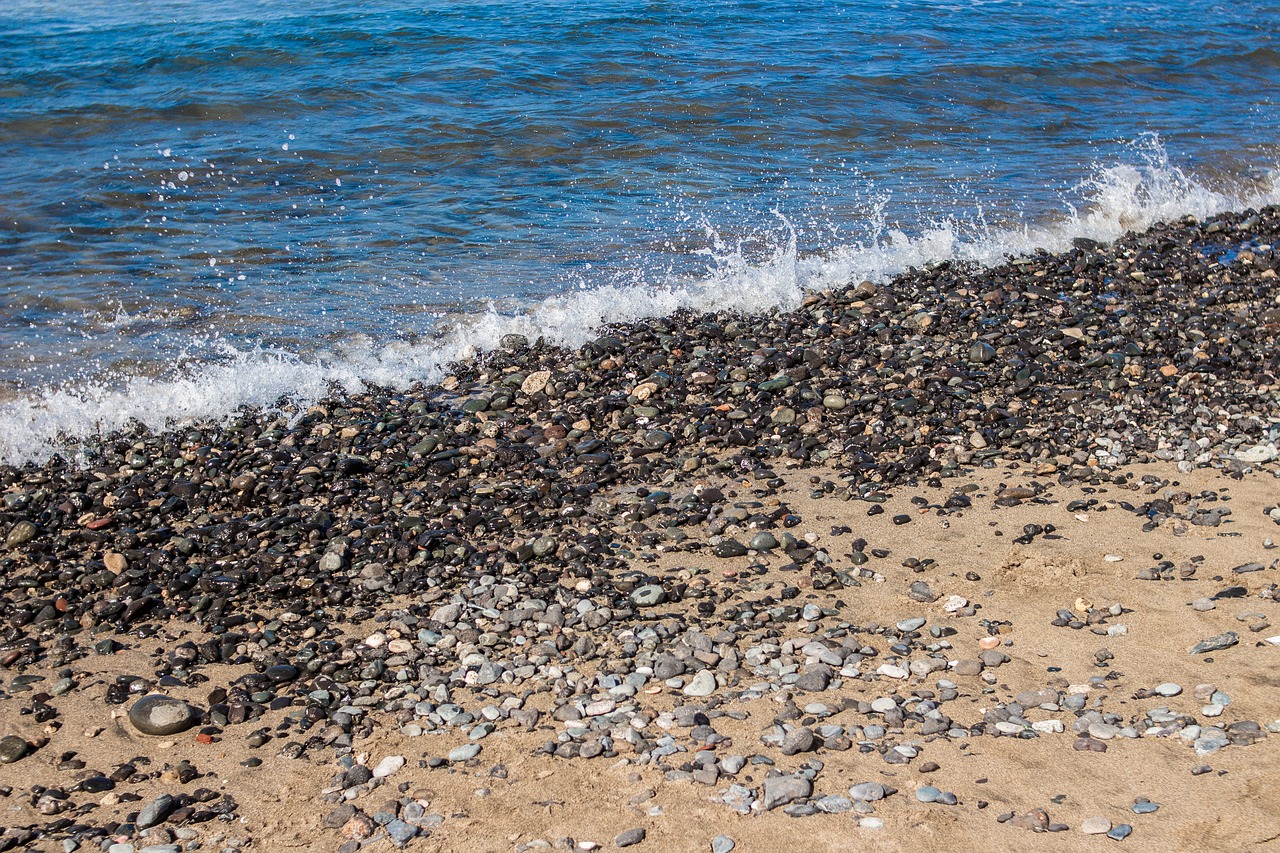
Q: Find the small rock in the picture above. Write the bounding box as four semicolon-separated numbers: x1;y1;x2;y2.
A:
683;670;717;697
762;774;811;810
1081;816;1112;834
372;755;405;778
128;695;200;736
849;782;888;802
0;735;29;763
615;827;646;847
1189;632;1238;654
710;837;735;853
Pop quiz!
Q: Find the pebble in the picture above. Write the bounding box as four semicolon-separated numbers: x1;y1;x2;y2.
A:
916;785;941;803
127;695;200;736
849;782;888;802
762;774;811;810
372;755;405;778
615;828;645;847
683;670;717;697
0;209;1278;849
1081;816;1112;834
710;837;735;853
1107;824;1134;841
1189;632;1238;654
0;735;29;763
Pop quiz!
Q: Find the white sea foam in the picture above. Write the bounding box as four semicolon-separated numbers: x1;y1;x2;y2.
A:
2;138;1277;466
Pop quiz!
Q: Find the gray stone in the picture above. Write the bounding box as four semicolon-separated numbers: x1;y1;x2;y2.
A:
128;695;200;736
615;827;646;847
372;755;405;778
1190;631;1238;654
711;836;735;853
448;743;481;762
779;727;815;756
794;665;831;692
630;585;667;608
762;774;811;810
385;819;418;846
136;794;175;828
683;670;717;697
748;532;779;551
849;782;888;802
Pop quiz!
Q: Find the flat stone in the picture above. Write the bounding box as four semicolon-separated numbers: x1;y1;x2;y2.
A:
136;794;176;828
630;585;666;608
615;827;646;847
372;755;405;778
1081;816;1112;834
448;743;481;762
711;836;735;853
128;695;200;736
762;774;811;810
849;782;888;802
1154;683;1182;697
1189;631;1238;654
916;785;941;803
385;819;418;846
1107;824;1133;841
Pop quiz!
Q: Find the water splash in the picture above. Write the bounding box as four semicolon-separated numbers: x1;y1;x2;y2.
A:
2;138;1277;466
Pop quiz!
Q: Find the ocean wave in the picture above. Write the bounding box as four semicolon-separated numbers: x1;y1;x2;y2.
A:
2;137;1277;467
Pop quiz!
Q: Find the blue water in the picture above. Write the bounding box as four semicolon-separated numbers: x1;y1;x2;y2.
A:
2;0;1280;462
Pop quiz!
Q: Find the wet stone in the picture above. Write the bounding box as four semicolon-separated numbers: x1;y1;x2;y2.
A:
0;736;29;763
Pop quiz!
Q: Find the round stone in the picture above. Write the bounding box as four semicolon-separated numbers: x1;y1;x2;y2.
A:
630;585;667;608
0;735;29;763
916;785;941;803
849;782;887;802
264;664;299;683
748;532;779;551
127;695;200;736
683;669;717;697
1154;683;1182;697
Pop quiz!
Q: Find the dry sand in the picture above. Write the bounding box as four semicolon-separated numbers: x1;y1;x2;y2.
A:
3;459;1280;852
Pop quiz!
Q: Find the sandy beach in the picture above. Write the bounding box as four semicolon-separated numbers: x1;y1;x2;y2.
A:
2;207;1280;852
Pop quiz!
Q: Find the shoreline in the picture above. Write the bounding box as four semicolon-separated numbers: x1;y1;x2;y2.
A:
1;208;1279;851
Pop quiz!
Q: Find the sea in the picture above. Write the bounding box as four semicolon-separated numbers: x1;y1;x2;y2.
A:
2;0;1279;465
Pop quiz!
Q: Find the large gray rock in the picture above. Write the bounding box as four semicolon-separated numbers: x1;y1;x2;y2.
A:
128;695;200;736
